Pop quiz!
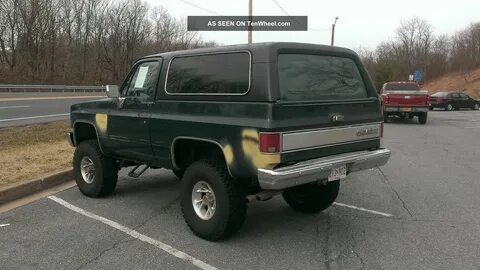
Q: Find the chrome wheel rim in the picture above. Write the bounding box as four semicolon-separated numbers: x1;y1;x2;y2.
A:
192;181;216;220
80;157;95;184
447;104;452;111
475;104;479;110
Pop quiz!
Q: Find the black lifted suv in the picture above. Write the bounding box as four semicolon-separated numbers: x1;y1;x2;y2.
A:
68;42;391;240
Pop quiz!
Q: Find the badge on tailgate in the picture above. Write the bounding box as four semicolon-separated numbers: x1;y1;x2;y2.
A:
356;127;379;137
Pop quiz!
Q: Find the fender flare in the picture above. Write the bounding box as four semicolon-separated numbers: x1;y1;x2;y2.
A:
170;136;233;177
73;120;105;154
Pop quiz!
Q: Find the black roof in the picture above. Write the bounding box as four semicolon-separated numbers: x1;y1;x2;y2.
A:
144;42;358;63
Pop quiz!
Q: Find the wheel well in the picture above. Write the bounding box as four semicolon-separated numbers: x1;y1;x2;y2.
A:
173;139;227;171
74;122;97;145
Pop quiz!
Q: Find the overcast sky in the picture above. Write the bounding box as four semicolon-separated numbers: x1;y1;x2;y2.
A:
144;0;480;50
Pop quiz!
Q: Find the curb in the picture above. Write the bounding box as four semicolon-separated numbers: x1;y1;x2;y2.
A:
0;169;73;205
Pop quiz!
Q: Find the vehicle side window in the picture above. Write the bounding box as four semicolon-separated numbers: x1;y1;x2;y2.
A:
451;93;460;98
165;52;250;95
459;93;468;98
123;61;161;101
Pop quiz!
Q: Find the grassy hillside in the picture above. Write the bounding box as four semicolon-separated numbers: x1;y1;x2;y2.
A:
423;68;480;99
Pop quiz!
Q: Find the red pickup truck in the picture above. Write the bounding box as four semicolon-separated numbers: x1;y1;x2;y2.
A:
381;81;429;124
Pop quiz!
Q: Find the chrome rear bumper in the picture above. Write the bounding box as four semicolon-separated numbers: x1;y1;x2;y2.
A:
257;149;391;190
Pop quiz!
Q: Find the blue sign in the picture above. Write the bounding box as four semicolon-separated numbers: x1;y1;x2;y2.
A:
414;70;422;82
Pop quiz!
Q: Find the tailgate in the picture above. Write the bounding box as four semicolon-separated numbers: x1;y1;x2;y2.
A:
273;53;382;165
384;90;429;106
272;100;382;164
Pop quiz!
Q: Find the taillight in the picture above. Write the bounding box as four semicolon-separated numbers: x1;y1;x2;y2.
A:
383;95;390;104
425;95;430;105
259;132;281;153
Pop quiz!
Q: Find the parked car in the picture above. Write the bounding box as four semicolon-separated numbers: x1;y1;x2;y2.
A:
381;81;430;124
67;42;391;241
429;91;480;111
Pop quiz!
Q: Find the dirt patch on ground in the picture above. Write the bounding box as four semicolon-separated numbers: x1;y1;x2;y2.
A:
0;121;73;188
424;68;480;99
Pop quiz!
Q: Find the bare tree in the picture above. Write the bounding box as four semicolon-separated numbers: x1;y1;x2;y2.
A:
0;0;20;71
395;17;434;80
0;0;219;84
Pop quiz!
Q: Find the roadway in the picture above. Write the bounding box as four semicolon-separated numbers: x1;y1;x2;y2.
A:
0;93;105;128
1;110;480;269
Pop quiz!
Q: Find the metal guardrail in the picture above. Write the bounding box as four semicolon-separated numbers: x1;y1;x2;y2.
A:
0;84;105;93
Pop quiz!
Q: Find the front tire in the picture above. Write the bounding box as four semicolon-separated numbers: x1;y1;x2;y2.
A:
446;103;453;111
181;159;247;241
73;140;118;198
282;181;340;213
473;104;479;110
172;169;184;180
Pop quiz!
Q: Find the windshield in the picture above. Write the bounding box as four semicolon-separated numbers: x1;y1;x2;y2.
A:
277;54;369;101
384;82;420;91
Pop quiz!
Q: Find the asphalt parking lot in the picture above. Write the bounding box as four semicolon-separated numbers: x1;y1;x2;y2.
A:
1;110;480;269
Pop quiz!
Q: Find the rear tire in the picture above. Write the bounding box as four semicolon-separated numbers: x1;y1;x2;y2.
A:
383;113;389;123
473;104;479;110
418;112;428;124
282;181;340;213
181;159;247;241
429;106;433;111
73;140;118;198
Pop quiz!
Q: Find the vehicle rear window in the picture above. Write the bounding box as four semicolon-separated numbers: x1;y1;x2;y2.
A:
166;52;250;95
277;54;368;101
431;92;449;97
384;82;420;91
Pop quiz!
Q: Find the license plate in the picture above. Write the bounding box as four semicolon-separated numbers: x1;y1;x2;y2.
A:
328;165;347;182
401;107;412;112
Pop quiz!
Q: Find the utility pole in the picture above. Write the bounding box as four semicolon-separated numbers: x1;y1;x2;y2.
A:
330;17;339;46
248;0;252;44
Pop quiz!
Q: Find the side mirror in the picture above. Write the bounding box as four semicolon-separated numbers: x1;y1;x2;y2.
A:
106;85;120;98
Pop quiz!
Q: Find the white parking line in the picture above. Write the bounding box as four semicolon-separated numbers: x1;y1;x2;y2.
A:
48;196;217;270
0;105;30;109
464;126;480;129
0;223;10;227
333;202;393;217
0;113;69;122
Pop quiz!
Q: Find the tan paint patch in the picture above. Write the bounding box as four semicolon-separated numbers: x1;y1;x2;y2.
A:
95;113;108;134
223;145;234;165
241;129;280;170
